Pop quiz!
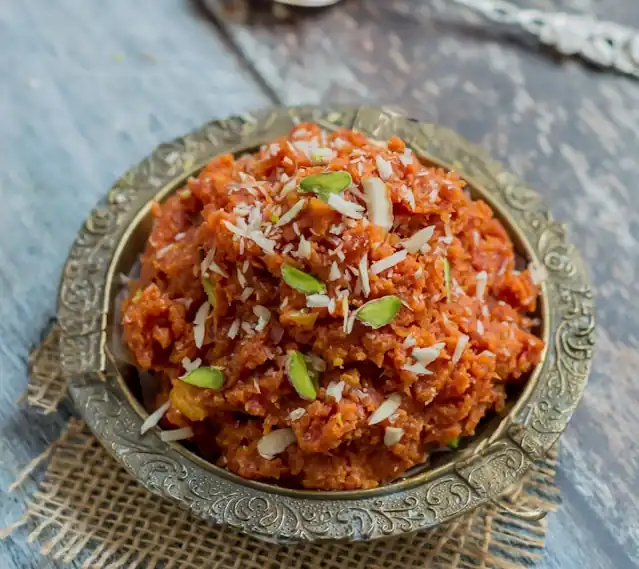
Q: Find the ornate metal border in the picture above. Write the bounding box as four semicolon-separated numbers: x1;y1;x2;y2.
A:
54;106;594;542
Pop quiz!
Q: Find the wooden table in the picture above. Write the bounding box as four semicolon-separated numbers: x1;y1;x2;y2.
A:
1;1;637;567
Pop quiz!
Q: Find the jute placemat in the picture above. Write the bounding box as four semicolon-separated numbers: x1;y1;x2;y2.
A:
3;328;560;569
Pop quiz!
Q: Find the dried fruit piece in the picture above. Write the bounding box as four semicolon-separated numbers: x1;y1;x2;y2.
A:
202;276;216;306
442;258;451;302
355;296;402;329
286;350;317;401
281;264;326;295
282;310;318;330
300;171;352;200
180;367;224;389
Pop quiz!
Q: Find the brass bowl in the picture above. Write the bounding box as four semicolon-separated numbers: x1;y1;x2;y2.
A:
55;106;594;543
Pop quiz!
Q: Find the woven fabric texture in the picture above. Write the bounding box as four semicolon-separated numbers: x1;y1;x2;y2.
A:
3;327;560;569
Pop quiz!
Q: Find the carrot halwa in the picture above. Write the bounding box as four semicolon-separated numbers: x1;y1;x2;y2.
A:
121;124;544;490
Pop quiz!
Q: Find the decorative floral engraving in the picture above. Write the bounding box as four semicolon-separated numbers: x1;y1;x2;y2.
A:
456;442;530;498
52;106;593;542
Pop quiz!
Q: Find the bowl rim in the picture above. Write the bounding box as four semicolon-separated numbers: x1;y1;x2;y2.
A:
106;142;550;501
55;105;595;542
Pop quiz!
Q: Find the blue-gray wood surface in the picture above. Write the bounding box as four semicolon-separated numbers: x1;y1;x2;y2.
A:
0;1;637;568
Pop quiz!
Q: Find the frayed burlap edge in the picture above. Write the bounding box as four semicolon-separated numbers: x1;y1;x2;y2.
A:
3;418;560;569
4;324;560;568
23;323;68;414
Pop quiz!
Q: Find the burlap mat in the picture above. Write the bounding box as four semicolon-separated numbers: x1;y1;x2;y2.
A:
3;328;561;569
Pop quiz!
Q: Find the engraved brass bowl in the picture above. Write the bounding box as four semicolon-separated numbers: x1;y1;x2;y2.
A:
54;106;594;543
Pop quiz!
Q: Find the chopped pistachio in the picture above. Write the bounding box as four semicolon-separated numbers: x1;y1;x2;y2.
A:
180;367;224;389
308;369;320;392
448;436;461;450
355;296;402;329
133;289;142;301
178;189;192;200
299;171;352;201
286;350;317;401
281;264;326;295
202;276;216;307
443;258;451;302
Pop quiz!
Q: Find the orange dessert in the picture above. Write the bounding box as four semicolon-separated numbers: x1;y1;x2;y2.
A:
121;124;544;490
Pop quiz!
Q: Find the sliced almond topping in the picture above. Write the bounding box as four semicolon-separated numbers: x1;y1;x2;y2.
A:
326;380;345;402
248;230;276;255
237;268;247;288
239;287;254;302
296;235;312;259
257;429;297;460
200;248;216;275
375;155;394;180
452;334;469;365
253;305;271;332
181;356;202;376
342;293;350;333
310;148;336;164
402;361;433;375
160;427;194;442
363;177;393;231
358;254;371;297
288;408;306;421
276;199;306;227
401;186;416;210
384;426;405;446
399;148;413;166
223;221;246;238
141;401;171;435
329;261;341;281
476;271;488;298
370;250;408;275
306;294;331;308
228;318;240;339
368;393;402;425
401;226;435;253
193;302;210;348
281;178;298;197
412;343;445;366
327;193;365;219
156;244;173;259
402;335;416;348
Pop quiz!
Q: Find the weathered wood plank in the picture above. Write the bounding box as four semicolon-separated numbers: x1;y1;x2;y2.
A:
0;1;269;567
204;1;639;567
2;0;639;566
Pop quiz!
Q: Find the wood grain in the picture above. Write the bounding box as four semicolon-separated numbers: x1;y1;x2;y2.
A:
0;1;268;568
182;1;639;567
1;0;638;567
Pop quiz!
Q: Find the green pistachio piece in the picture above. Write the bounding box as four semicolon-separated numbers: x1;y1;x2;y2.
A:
286;350;317;401
308;369;320;392
202;276;216;307
281;264;326;295
448;436;461;450
299;171;352;201
442;258;451;302
180;367;224;389
355;296;402;329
